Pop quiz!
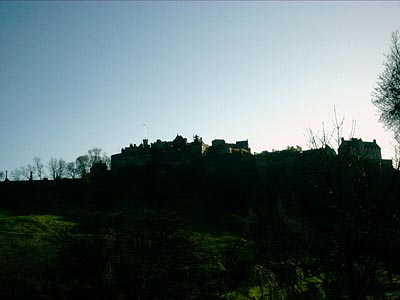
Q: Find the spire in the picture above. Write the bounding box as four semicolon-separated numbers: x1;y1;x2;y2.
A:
5;170;9;182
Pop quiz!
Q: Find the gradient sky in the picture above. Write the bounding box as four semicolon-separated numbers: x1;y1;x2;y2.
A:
1;1;400;173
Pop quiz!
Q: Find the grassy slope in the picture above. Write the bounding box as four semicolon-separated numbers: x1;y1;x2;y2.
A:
0;214;75;235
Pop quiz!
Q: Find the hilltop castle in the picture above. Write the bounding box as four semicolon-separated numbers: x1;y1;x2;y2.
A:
109;135;393;175
1;136;393;182
111;135;251;173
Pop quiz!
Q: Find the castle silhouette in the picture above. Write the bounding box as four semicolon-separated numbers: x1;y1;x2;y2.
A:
110;135;392;174
111;135;251;173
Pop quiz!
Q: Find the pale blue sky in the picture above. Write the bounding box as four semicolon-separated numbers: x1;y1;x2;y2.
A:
1;1;400;172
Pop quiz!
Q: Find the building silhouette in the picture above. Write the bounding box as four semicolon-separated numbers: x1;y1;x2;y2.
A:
338;138;382;162
111;135;250;173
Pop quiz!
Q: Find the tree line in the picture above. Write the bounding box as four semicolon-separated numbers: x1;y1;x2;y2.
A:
5;148;111;181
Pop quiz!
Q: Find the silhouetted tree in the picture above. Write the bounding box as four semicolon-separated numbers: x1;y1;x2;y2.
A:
87;148;111;170
75;155;90;178
393;143;400;169
33;156;44;179
48;158;58;180
0;171;4;181
306;107;355;150
372;30;400;141
88;148;102;165
10;168;22;181
47;158;66;179
74;148;110;178
57;159;66;179
20;164;36;180
65;162;77;179
101;154;111;170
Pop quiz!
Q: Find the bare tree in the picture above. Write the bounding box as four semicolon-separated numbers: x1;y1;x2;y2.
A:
19;166;28;180
73;148;110;178
85;148;111;170
20;164;36;180
76;155;90;178
56;159;66;179
66;162;77;179
88;148;102;165
372;30;400;141
101;153;111;170
10;168;22;181
392;143;400;170
33;157;44;179
47;157;58;180
305;107;355;151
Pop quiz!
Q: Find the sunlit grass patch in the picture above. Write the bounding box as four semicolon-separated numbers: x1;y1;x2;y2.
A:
0;214;75;235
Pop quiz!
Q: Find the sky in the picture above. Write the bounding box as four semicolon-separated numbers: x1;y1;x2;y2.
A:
1;1;400;173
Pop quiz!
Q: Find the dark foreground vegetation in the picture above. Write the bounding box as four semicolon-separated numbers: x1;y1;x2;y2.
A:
1;148;400;300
